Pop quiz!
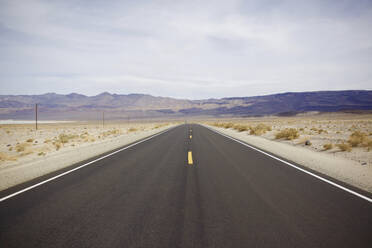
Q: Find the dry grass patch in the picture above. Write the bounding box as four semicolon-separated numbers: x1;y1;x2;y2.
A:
367;141;372;151
347;131;370;148
249;124;272;135
211;122;235;129
275;128;299;140
0;152;17;161
21;150;33;156
15;142;30;152
223;123;234;129
101;129;121;137
154;123;168;129
317;129;327;134
128;127;138;132
336;143;352;152
58;133;78;144
212;122;234;129
53;142;61;151
323;143;333;151
211;122;224;128
233;124;249;132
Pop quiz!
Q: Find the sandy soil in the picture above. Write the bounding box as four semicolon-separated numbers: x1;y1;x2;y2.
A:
0;121;176;191
205;113;372;193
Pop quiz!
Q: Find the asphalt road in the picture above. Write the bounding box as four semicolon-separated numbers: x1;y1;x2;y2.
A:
0;124;371;248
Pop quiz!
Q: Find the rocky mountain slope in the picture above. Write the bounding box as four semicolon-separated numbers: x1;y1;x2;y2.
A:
0;90;371;120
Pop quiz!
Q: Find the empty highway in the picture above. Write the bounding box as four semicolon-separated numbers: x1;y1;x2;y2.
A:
0;124;371;248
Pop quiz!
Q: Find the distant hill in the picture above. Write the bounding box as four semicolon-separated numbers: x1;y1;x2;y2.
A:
0;90;371;120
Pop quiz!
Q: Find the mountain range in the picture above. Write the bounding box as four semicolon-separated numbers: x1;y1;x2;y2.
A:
0;90;371;120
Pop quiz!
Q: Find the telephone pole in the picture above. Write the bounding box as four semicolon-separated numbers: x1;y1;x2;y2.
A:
35;103;38;130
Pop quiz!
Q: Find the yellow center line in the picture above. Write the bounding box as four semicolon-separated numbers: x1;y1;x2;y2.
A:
188;151;193;165
190;135;192;139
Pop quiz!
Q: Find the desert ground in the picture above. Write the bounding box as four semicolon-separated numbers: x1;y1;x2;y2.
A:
207;112;372;166
0;121;173;168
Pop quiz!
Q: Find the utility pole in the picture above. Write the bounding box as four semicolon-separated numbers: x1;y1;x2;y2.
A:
35;103;38;130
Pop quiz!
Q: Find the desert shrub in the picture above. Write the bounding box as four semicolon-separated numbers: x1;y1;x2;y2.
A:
233;124;249;132
38;152;46;156
249;124;272;135
0;152;17;161
54;142;61;151
336;143;352;152
317;129;328;134
44;139;51;143
102;129;120;137
212;122;224;128
58;133;78;144
15;143;30;152
18;149;33;156
128;127;138;132
26;138;34;143
367;140;372;151
212;122;235;129
52;140;63;150
59;134;69;144
347;131;369;147
80;132;89;138
222;123;234;129
275;128;299;140
154;123;168;129
323;143;333;150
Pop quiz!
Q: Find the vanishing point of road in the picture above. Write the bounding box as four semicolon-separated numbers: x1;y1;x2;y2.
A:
0;124;371;247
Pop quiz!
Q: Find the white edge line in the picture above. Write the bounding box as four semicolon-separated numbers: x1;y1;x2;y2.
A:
0;126;177;203
204;125;372;203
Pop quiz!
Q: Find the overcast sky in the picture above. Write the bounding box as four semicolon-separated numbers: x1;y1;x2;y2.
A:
0;0;371;99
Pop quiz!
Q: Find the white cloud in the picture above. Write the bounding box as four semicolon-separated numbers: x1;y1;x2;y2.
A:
0;0;371;98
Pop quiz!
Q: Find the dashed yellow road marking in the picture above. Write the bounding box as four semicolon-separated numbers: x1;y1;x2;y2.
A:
188;151;193;165
190;135;192;139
